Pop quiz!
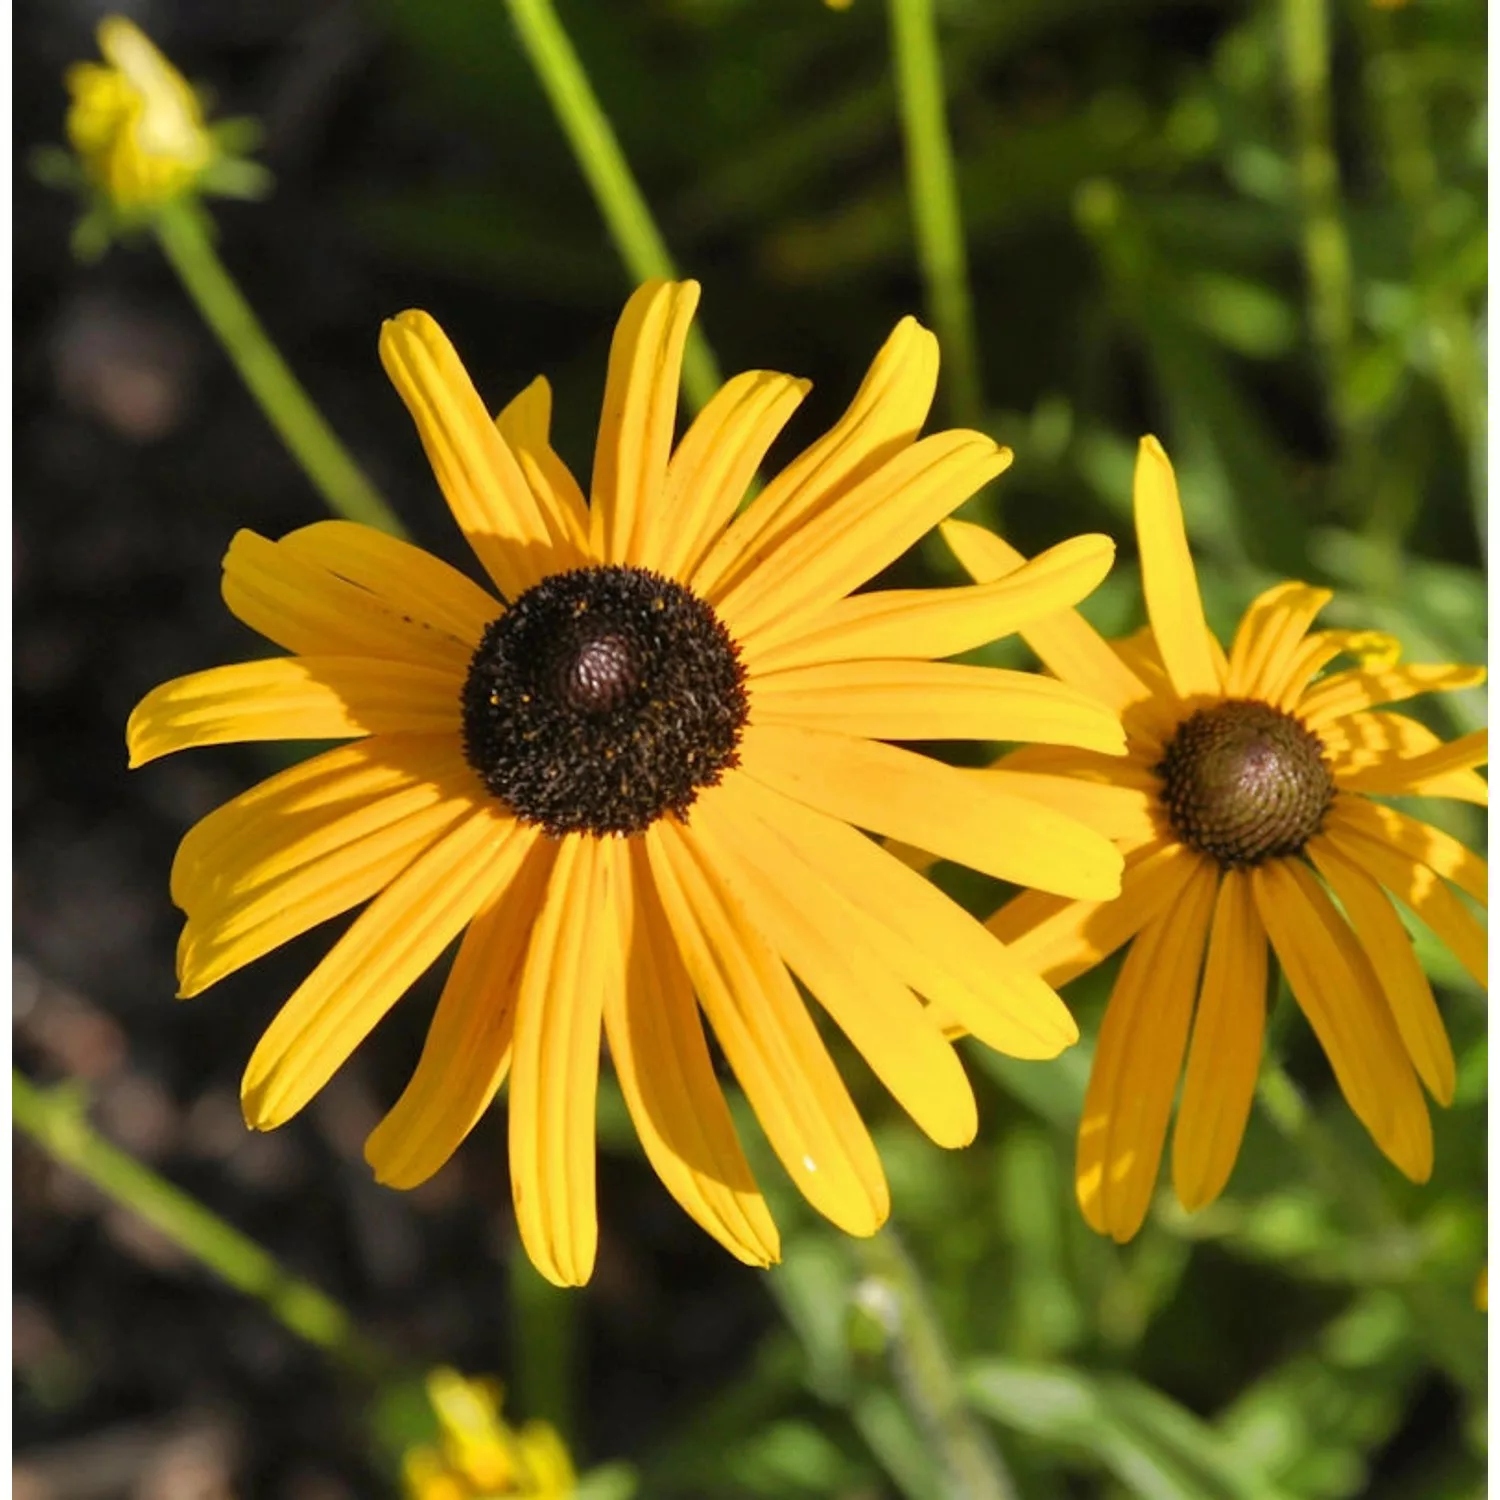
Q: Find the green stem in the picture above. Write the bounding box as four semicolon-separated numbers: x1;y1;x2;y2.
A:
509;1247;579;1445
888;0;984;428
153;200;405;537
504;0;721;413
14;1071;385;1377
851;1229;1017;1500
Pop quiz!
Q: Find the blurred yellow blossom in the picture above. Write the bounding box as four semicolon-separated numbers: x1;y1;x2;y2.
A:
65;17;214;212
402;1369;575;1500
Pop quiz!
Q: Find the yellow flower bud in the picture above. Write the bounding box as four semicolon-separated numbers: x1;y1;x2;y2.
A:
65;17;214;212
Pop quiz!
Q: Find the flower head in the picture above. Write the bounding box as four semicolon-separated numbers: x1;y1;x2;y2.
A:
948;436;1487;1242
128;280;1128;1284
402;1370;574;1500
65;17;215;213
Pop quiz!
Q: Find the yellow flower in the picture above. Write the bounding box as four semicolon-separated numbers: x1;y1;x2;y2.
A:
947;436;1487;1243
127;279;1127;1284
402;1370;574;1500
65;17;215;212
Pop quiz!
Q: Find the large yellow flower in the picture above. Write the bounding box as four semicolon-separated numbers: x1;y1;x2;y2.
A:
946;436;1487;1243
127;279;1128;1284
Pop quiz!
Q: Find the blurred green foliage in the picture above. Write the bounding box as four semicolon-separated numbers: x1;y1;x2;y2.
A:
343;0;1486;1495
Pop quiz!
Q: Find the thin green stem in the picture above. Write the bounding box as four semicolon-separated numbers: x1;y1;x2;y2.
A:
851;1229;1017;1500
504;0;721;413
153;200;405;537
887;0;984;428
14;1071;385;1377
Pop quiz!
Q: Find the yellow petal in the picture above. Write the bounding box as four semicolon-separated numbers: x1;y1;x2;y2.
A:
1075;862;1218;1241
1132;436;1221;701
1251;859;1432;1181
241;805;520;1130
655;370;811;582
507;835;616;1287
940;518;1154;719
1299;663;1487;728
988;838;1199;989
1330;796;1486;907
275;520;501;644
494;376;592;557
1224;582;1333;700
127;657;463;767
693;316;939;599
750;534;1116;674
221;529;479;671
695;782;977;1149
715;431;1011;650
380;310;582;598
605;840;779;1266
645;816;890;1236
1308;836;1455;1104
1171;870;1266;1212
740;721;1123;900
720;772;1078;1059
1332;725;1488;805
366;829;552;1188
750;660;1127;756
1323;812;1487;987
590;280;700;566
975;767;1162;847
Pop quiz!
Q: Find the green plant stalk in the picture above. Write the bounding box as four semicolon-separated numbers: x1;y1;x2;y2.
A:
1278;0;1355;436
14;1071;385;1376
852;1229;1017;1500
509;1246;579;1446
504;0;721;414
1256;1061;1485;1397
888;0;984;428
153;200;405;537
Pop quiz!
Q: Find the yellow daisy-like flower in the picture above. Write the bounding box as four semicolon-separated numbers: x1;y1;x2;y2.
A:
945;436;1487;1243
402;1369;574;1500
65;16;215;213
127;279;1128;1284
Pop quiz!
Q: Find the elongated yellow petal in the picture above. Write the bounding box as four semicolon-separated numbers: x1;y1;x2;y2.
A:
1308;836;1455;1104
275;521;502;644
1251;859;1432;1180
1133;436;1221;701
495;376;591;557
508;835;615;1287
1330;797;1487;906
1300;663;1487;728
1224;582;1333;700
695;783;977;1148
645;816;890;1236
1333;726;1488;804
740;721;1123;899
940;518;1154;718
380;310;581;597
1324;814;1487;987
988;838;1199;988
1076;861;1217;1241
750;660;1126;755
1171;871;1266;1212
751;534;1116;674
976;768;1161;847
366;829;552;1189
221;529;479;671
590;279;699;566
721;772;1078;1059
605;840;779;1266
716;431;1011;650
655;370;811;581
694;316;939;599
127;657;463;766
241;805;520;1130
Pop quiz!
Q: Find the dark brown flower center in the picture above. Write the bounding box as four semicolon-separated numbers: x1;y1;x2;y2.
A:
461;565;748;837
1156;699;1334;868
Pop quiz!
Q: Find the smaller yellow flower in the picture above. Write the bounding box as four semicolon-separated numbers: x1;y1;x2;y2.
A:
403;1370;575;1500
65;17;215;212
